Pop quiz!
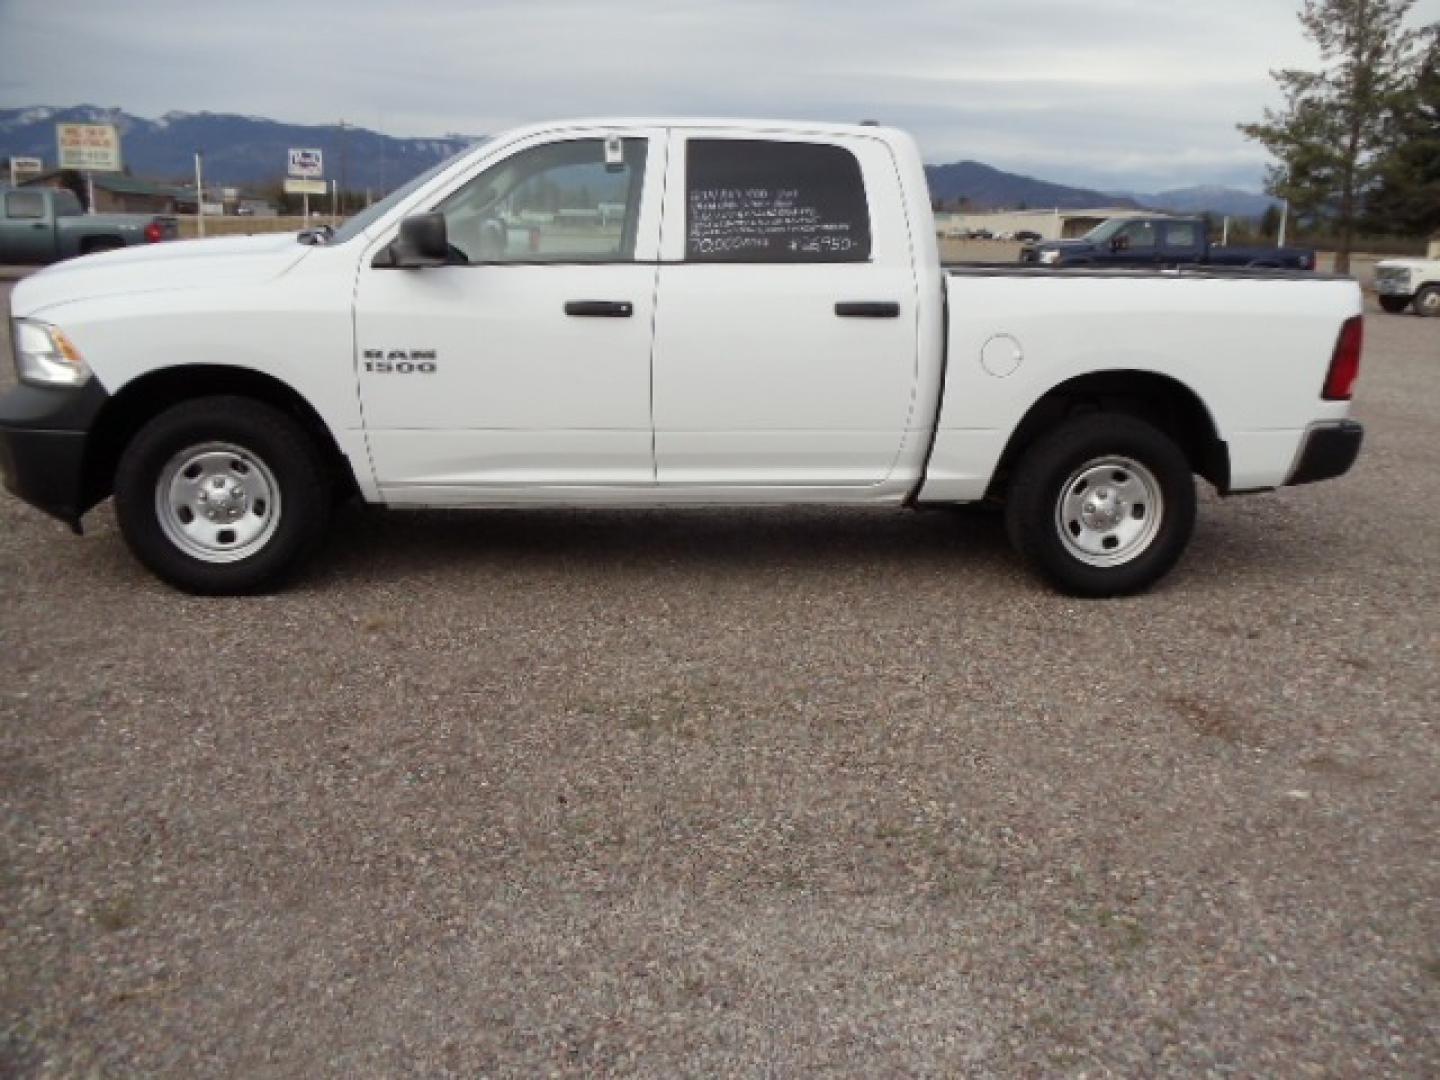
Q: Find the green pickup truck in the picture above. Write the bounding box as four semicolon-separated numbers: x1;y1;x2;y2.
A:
0;186;178;264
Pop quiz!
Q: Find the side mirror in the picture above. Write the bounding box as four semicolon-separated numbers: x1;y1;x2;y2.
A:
1110;235;1129;252
376;212;450;268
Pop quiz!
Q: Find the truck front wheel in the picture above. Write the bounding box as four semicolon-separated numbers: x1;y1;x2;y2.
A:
114;396;332;594
1415;285;1440;318
1378;295;1412;314
1004;414;1196;597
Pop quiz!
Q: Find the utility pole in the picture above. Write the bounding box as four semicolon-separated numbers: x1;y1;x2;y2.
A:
337;119;347;218
1278;199;1289;248
194;150;206;238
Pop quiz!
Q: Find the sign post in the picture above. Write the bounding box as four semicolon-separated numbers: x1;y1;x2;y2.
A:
56;123;123;215
283;178;327;219
194;151;206;238
287;149;324;220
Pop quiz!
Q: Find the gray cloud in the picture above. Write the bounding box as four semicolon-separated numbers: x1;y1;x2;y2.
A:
3;0;1437;191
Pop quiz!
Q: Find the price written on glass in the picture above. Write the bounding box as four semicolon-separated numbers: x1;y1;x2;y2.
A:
688;185;857;258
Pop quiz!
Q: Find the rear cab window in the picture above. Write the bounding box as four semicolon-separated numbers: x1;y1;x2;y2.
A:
659;128;909;269
683;139;871;263
1164;221;1199;248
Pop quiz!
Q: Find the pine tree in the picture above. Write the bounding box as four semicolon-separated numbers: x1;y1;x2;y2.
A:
1260;204;1283;239
1239;0;1429;272
1366;29;1440;237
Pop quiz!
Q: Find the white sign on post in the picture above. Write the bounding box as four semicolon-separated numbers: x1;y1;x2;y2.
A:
57;124;122;171
9;157;43;185
288;148;324;178
283;178;327;195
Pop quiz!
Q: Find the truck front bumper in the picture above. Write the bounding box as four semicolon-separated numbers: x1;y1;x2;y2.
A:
1287;420;1364;486
0;380;109;530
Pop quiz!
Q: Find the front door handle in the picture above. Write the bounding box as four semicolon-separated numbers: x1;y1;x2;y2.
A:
564;300;633;318
835;301;900;318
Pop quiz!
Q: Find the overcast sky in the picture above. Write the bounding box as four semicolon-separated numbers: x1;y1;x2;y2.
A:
3;0;1438;192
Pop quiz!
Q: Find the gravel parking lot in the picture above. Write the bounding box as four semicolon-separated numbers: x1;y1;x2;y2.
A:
2;279;1437;1076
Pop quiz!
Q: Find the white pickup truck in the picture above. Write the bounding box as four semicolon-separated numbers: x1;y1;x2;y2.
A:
1373;254;1440;316
0;119;1364;596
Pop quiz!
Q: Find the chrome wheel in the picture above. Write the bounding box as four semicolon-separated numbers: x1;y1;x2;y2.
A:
1054;456;1163;568
154;442;281;563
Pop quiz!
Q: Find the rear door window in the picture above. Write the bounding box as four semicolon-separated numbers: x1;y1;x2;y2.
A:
1164;221;1199;248
684;139;871;263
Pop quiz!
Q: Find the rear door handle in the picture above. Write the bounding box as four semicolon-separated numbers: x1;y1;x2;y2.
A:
835;301;900;318
564;300;633;318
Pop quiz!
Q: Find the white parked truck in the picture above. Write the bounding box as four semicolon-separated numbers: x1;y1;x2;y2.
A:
0;119;1365;596
1373;255;1440;316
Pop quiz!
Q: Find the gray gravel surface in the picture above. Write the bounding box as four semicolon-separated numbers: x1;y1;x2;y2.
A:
2;283;1437;1077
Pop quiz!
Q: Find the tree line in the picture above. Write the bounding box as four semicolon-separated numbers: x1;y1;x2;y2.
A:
1240;0;1439;272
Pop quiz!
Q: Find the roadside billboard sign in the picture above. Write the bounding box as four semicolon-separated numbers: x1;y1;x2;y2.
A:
9;157;43;185
56;123;122;171
284;178;328;195
288;148;324;178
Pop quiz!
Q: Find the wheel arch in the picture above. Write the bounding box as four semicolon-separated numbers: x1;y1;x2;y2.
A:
79;235;126;254
83;364;359;510
986;369;1229;501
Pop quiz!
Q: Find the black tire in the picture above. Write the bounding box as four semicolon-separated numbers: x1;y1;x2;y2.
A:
1004;413;1196;597
114;396;332;594
1415;284;1440;318
1377;295;1412;314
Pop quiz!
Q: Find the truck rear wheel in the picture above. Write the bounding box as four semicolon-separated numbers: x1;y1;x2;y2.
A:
1416;285;1440;318
114;396;332;594
1377;295;1412;314
1004;414;1196;597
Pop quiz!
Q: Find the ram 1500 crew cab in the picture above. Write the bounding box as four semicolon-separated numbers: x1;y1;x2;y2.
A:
0;119;1365;597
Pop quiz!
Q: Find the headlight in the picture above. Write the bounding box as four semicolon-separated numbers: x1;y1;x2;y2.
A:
12;319;91;387
1038;249;1061;265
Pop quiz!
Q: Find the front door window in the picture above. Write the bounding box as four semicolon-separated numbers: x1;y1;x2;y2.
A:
437;138;648;263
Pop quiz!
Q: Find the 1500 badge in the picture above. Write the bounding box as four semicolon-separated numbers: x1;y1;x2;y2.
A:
363;349;437;374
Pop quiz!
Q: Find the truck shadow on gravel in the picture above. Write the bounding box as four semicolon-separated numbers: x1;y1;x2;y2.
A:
310;503;1020;585
301;498;1333;594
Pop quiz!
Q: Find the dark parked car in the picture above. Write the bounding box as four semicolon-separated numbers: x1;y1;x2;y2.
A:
1020;216;1316;270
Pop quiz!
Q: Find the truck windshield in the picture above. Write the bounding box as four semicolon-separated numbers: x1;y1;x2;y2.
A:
326;142;488;245
1081;219;1130;244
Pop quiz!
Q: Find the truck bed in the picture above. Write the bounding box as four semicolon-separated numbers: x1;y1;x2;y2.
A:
945;263;1347;282
917;266;1363;503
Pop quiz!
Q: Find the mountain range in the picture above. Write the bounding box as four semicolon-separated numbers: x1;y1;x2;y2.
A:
0;105;471;192
1;105;1279;218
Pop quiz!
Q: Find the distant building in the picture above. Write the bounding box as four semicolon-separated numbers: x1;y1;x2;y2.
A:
20;170;187;213
935;207;1168;241
19;170;272;215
